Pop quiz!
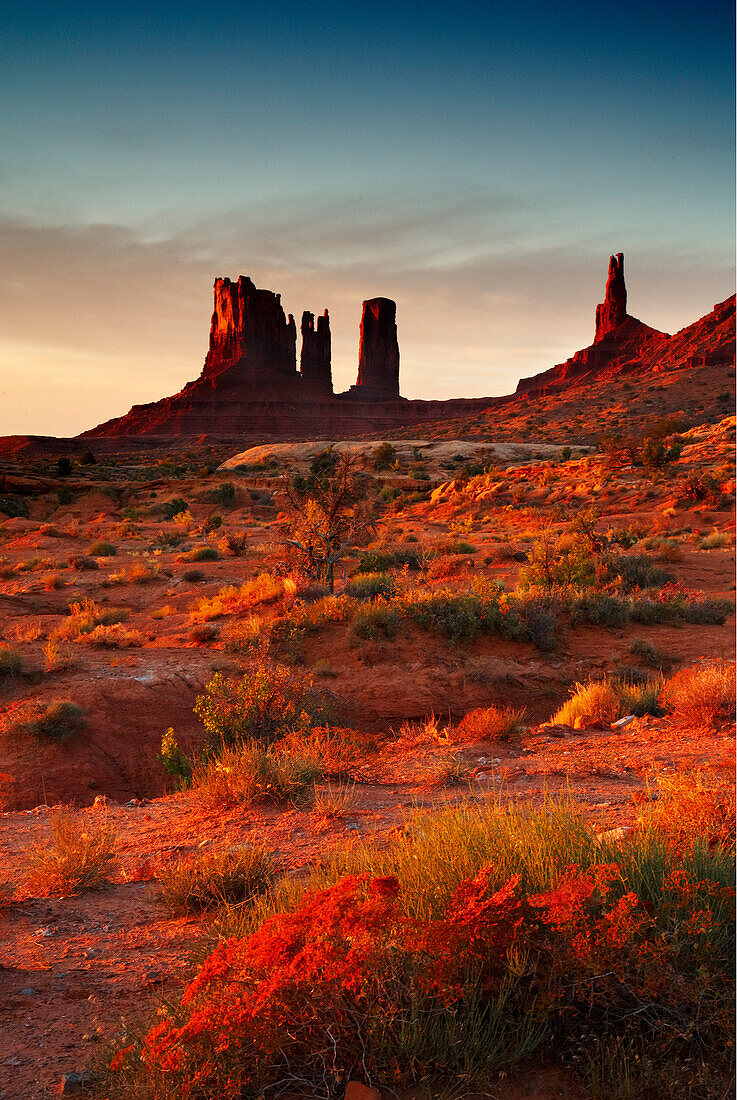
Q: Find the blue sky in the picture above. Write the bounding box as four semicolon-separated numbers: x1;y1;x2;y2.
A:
0;0;733;434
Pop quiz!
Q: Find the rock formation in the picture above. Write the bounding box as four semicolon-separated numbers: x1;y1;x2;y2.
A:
356;298;400;397
300;310;332;392
516;253;667;398
203;276;297;381
594;253;628;341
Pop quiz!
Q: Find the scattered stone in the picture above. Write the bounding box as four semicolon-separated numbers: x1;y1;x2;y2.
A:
19;988;38;996
58;1071;94;1095
541;724;573;738
595;826;634;845
612;715;635;729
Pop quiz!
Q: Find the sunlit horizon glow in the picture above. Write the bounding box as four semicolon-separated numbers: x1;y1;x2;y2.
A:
0;0;733;436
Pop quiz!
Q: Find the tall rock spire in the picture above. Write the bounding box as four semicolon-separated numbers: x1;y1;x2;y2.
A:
356;297;400;397
300;309;333;392
595;253;628;341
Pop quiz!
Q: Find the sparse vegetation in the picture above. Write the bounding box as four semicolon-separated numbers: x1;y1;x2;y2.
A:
158;845;276;914
27;810;116;895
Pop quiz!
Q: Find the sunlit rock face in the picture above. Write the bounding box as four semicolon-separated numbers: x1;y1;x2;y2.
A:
203;275;297;381
595;253;628;341
300;310;333;393
356;297;400;397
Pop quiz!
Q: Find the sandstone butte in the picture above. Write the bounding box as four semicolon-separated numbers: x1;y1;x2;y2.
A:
9;255;736;446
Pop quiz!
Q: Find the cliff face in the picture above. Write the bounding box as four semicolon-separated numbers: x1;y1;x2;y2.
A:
356;297;400;397
78;258;734;443
203;276;297;382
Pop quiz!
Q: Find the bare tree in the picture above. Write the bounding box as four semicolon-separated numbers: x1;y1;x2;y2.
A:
281;449;377;592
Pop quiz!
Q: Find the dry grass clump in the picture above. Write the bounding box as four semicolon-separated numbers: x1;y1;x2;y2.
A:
52;598;129;641
0;645;22;682
222;616;265;652
78;623;145;648
103;560;159;585
278;726;369;779
157;845;276;914
87;540;117;557
314;780;358;820
551;680;621;728
639;771;736;853
190;573;293;622
191;743;320;808
14;700;85;741
43;571;65;591
42;638;75;673
660;660;735;730
26;809;116;895
456;704;527;743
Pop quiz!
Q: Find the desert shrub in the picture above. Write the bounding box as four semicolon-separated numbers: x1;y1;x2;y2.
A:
600;553;674;592
190;574;288;621
349;602;400;641
27;810;115;896
681;472;723;505
221;531;248;556
519;533;596;592
660;660;735;731
79;623;145;648
103;560;159;586
190;623;219;645
373;441;397;469
0;645;22;682
105;779;735;1100
456;704;527;742
570;592;630;628
402;585;524;647
158;728;192;789
15;700;86;741
67;553;98;571
344;571;396;601
552;681;621;727
191;742;320;808
79;450;96;465
278;727;369;780
52;598;129;641
222;616;264;653
194;662;318;751
213;482;236;507
181;544;219;563
150;530;183;548
520;596;561;651
159;498;189;520
609;672;665;717
629;638;672;671
55;457;72;477
43;571;64;591
444;540;478;555
86;540;117;558
698;529;728;550
158;845;276;914
182;569;206;583
356;549;395;573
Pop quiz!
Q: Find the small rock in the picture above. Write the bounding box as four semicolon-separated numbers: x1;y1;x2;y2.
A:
58;1071;95;1095
541;724;572;739
19;988;38;996
612;715;635;729
595;826;633;845
345;1083;382;1100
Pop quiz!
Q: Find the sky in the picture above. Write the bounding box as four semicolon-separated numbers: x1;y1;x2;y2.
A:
0;0;733;436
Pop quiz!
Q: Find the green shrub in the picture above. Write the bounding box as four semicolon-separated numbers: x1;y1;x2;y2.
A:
86;540;117;558
182;569;206;582
344;572;396;601
182;545;219;562
445;540;478;555
191;742;320;808
158;845;276;914
373;442;397;469
519;534;596;592
600;553;674;593
160;498;189;520
158;728;192;789
350;602;400;640
194;662;317;751
0;645;22;681
213;482;236;506
356;550;395;573
520;597;561;651
17;700;86;741
0;496;29;519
